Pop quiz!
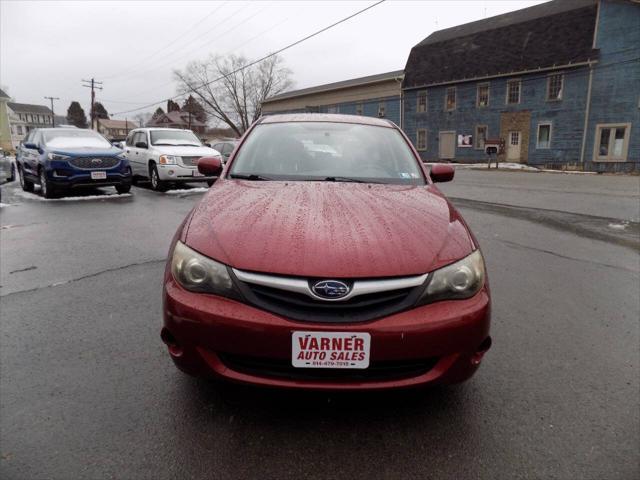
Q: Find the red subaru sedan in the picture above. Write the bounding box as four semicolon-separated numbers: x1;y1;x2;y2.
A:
162;114;491;390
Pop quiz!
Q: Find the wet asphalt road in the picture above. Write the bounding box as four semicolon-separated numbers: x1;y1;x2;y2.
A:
1;170;638;480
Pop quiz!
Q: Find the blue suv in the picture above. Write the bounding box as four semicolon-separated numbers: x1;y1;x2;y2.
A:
17;128;132;198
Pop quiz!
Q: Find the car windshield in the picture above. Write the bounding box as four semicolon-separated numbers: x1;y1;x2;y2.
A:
229;122;425;185
42;129;112;149
150;130;201;146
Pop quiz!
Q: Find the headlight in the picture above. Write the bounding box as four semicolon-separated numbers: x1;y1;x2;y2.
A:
171;241;236;296
418;250;485;304
159;155;180;165
48;153;70;161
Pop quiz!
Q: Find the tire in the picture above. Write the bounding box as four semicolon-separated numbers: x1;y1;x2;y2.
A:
19;165;34;192
39;169;57;199
149;164;167;192
116;184;131;194
8;163;15;182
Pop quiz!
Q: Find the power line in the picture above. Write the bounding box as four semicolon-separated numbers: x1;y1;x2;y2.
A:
118;13;291;102
100;1;230;80
112;0;387;116
108;2;252;84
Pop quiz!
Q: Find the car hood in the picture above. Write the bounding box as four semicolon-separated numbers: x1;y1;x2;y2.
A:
50;146;123;157
185;180;476;278
152;145;220;157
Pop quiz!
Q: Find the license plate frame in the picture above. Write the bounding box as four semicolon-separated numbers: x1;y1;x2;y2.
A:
90;171;107;180
291;331;371;369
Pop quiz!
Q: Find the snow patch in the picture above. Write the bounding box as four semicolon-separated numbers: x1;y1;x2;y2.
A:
608;222;629;231
163;187;209;196
14;189;131;202
0;202;13;208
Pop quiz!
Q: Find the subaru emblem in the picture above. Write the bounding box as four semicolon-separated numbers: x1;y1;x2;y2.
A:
311;280;350;300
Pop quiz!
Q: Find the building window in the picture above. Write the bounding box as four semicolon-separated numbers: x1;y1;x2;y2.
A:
594;123;631;161
477;83;489;107
445;87;456;111
506;80;521;104
327;105;339;114
378;101;385;117
547;74;563;101
475;125;488;149
537;123;552;149
17;125;23;135
356;102;363;115
417;91;427;113
416;129;427;150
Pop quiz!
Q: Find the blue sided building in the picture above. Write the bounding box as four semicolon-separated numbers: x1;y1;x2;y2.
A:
402;0;639;172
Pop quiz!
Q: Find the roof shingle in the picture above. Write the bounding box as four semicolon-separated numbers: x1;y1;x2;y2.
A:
403;0;598;89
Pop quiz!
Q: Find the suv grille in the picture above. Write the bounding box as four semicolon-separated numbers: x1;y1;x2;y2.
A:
218;353;438;382
181;156;201;167
232;273;428;323
68;157;120;169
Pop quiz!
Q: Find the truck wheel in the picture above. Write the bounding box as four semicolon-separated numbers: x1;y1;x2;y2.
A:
150;164;168;192
19;166;34;192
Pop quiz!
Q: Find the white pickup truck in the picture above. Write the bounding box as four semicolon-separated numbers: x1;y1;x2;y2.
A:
124;127;221;191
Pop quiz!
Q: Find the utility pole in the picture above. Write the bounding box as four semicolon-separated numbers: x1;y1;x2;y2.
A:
44;96;60;127
81;78;103;130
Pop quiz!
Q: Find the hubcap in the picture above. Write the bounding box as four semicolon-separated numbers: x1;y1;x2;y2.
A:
152;170;158;188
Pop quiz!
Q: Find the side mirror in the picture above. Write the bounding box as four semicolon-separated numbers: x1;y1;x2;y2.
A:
24;142;39;150
198;156;223;177
430;164;455;183
135;141;148;149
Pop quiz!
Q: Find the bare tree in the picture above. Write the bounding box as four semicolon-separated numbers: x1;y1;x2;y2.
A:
174;54;293;136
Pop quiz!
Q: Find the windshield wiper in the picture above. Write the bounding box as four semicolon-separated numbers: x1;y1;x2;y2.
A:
229;173;273;181
323;176;383;184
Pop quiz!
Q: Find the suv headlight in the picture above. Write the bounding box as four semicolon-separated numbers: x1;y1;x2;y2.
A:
48;153;70;161
159;155;180;164
418;250;486;305
171;241;237;296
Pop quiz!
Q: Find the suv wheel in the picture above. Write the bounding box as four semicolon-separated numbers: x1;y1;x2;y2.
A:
39;169;57;199
19;166;34;192
150;164;168;192
116;184;131;194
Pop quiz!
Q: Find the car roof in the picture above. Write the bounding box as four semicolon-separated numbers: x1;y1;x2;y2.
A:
259;113;395;128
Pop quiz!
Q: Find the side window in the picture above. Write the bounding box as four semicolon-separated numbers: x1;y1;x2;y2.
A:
126;131;136;146
32;131;43;146
223;143;234;156
23;130;34;144
212;143;222;152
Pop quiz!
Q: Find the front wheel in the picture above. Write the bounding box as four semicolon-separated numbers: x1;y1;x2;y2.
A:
149;164;167;192
40;169;57;199
19;166;34;192
116;184;131;194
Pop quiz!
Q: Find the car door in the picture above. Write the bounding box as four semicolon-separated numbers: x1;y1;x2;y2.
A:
128;131;146;175
23;130;41;176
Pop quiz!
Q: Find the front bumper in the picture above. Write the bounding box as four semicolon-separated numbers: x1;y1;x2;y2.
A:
162;278;491;390
48;171;132;189
157;164;215;183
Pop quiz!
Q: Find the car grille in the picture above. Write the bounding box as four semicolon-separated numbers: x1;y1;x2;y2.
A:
218;353;439;382
181;156;201;167
232;274;427;323
68;157;120;169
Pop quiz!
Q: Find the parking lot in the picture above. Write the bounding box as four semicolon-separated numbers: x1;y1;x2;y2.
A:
1;169;639;480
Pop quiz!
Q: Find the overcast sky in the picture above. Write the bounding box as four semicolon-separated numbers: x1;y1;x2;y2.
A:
1;0;543;122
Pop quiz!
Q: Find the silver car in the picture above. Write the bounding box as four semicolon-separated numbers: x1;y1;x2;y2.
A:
0;149;16;184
